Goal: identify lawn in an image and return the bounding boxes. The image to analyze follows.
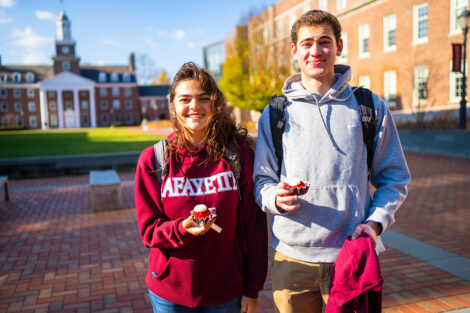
[0,127,165,159]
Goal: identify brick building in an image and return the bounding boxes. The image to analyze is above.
[248,0,469,119]
[0,11,169,130]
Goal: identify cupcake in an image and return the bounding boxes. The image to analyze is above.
[190,204,222,233]
[286,178,310,196]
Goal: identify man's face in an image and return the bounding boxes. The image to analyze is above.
[292,23,343,82]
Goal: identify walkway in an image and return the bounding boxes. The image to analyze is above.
[0,151,469,312]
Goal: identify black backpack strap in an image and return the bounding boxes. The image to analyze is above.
[224,148,242,200]
[269,95,288,177]
[353,87,377,179]
[153,139,168,183]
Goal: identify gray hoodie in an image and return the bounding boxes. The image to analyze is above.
[253,64,410,263]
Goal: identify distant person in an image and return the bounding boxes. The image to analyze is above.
[135,62,268,313]
[253,10,411,313]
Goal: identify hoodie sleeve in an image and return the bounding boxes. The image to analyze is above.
[134,146,194,249]
[239,142,268,298]
[253,106,286,215]
[365,95,411,232]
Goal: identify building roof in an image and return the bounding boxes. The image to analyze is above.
[0,65,54,83]
[80,65,137,83]
[138,85,170,97]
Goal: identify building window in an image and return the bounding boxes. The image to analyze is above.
[359,75,371,90]
[451,0,467,33]
[102,113,109,125]
[17,116,24,126]
[65,101,73,110]
[337,0,346,10]
[27,89,35,98]
[26,72,35,82]
[99,72,106,82]
[123,73,131,82]
[112,87,120,96]
[450,60,466,102]
[100,88,107,96]
[49,101,57,111]
[384,14,396,51]
[15,102,22,112]
[413,66,428,105]
[318,0,327,11]
[263,25,268,43]
[277,18,284,39]
[0,89,6,98]
[14,89,21,98]
[113,100,120,109]
[1,103,7,112]
[51,114,58,127]
[29,116,37,128]
[358,24,370,58]
[63,61,70,70]
[83,115,89,126]
[28,101,36,112]
[413,3,428,44]
[125,100,133,109]
[384,70,397,107]
[339,33,347,61]
[0,73,7,82]
[289,12,296,29]
[48,91,56,98]
[126,114,133,124]
[124,87,131,96]
[101,101,108,110]
[13,72,21,83]
[81,100,89,109]
[111,72,119,82]
[114,113,121,123]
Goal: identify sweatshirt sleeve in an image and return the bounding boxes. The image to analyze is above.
[239,142,268,298]
[134,146,194,249]
[366,95,411,232]
[253,106,286,215]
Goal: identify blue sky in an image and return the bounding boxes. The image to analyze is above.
[0,0,272,79]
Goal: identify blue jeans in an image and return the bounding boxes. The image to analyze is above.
[149,289,241,313]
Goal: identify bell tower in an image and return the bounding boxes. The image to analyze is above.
[52,11,80,75]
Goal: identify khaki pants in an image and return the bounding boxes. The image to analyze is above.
[269,247,333,313]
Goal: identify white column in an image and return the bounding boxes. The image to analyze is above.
[57,89,64,129]
[89,86,97,127]
[73,88,80,128]
[39,89,49,130]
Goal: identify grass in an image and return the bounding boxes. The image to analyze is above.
[0,127,165,159]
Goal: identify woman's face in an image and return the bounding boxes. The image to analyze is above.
[173,79,213,144]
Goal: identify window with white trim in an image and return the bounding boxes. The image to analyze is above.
[112,87,120,96]
[48,91,56,98]
[29,116,37,128]
[450,60,466,102]
[100,88,107,96]
[0,73,7,82]
[339,33,347,61]
[113,99,120,109]
[99,72,107,82]
[0,89,7,98]
[49,101,57,111]
[83,115,89,126]
[1,103,7,112]
[28,101,36,112]
[413,3,428,44]
[26,72,35,83]
[124,87,131,96]
[63,61,70,70]
[101,113,109,125]
[101,101,108,110]
[451,0,468,34]
[337,0,346,10]
[384,14,397,51]
[384,70,397,107]
[114,113,121,123]
[27,89,35,98]
[358,24,370,58]
[318,0,327,11]
[126,114,133,124]
[51,114,58,127]
[359,75,371,89]
[123,73,131,82]
[14,89,21,98]
[81,100,89,109]
[413,65,428,105]
[13,72,21,83]
[15,102,22,112]
[125,100,133,109]
[111,72,119,82]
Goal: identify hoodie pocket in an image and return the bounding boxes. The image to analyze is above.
[273,185,363,248]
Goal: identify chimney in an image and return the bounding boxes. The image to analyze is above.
[129,53,135,73]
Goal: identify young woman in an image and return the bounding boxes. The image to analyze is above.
[135,62,268,313]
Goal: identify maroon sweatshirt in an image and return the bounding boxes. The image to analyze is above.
[135,137,268,308]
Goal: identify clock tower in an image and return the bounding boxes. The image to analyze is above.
[52,11,80,75]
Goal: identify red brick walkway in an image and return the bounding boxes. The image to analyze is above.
[0,151,469,312]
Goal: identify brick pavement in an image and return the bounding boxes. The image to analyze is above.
[0,151,469,313]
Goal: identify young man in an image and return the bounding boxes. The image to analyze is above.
[253,10,411,313]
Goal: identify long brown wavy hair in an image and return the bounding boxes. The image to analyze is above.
[167,62,254,165]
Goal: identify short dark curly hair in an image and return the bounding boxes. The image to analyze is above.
[291,10,342,46]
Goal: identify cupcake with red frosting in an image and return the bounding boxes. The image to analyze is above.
[190,204,222,233]
[286,178,309,196]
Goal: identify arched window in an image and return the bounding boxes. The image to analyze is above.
[111,72,119,82]
[98,72,107,83]
[123,72,131,82]
[26,72,35,83]
[0,73,7,83]
[13,72,21,83]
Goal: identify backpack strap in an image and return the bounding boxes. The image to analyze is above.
[153,139,168,183]
[269,95,288,177]
[353,87,377,179]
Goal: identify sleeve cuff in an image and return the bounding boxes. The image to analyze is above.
[243,287,260,299]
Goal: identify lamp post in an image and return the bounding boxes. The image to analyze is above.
[458,10,470,129]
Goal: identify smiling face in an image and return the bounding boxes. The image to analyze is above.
[172,79,213,145]
[292,23,343,86]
